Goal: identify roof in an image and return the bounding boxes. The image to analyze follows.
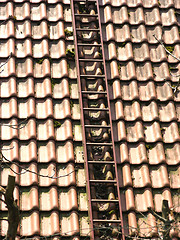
[0,0,179,239]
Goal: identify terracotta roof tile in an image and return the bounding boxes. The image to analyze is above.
[128,7,145,25]
[150,165,170,188]
[147,142,166,165]
[144,8,161,25]
[131,164,151,188]
[141,101,159,121]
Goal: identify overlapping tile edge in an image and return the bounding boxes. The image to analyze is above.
[0,0,90,239]
[99,0,180,238]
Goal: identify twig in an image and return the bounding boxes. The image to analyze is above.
[153,34,180,62]
[166,79,180,94]
[147,207,173,223]
[1,152,76,179]
[0,53,12,69]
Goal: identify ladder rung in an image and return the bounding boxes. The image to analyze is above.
[79,59,103,62]
[88,161,114,164]
[85,125,110,128]
[76,28,100,31]
[75,14,98,17]
[93,219,121,223]
[82,91,107,94]
[91,199,119,203]
[90,180,116,183]
[83,107,108,111]
[86,142,112,146]
[80,75,105,78]
[77,43,101,46]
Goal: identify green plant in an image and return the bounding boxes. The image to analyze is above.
[36,58,45,64]
[165,45,174,54]
[98,50,102,58]
[145,144,153,150]
[118,42,126,48]
[70,100,74,109]
[66,48,75,59]
[117,63,121,74]
[64,29,73,37]
[53,120,62,128]
[78,3,86,13]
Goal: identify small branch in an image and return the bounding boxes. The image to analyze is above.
[166,79,180,94]
[0,53,12,70]
[0,185,6,195]
[147,207,170,223]
[3,175,20,240]
[153,34,180,62]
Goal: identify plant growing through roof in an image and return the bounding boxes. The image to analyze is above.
[66,48,75,60]
[64,28,73,37]
[53,120,62,128]
[165,45,174,54]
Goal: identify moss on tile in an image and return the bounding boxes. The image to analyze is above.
[66,48,75,60]
[145,144,153,150]
[165,45,174,54]
[64,29,73,37]
[36,58,45,64]
[53,120,62,128]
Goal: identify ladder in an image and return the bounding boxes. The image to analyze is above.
[71,0,125,239]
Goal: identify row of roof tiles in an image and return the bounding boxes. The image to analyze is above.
[1,58,180,83]
[2,97,180,122]
[0,164,179,193]
[0,0,179,9]
[1,2,180,25]
[1,38,180,64]
[0,20,180,44]
[101,6,179,26]
[0,185,179,215]
[1,139,180,165]
[0,162,179,189]
[2,78,180,102]
[0,118,83,141]
[2,118,180,143]
[1,210,87,237]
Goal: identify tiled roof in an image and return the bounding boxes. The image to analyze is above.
[0,0,179,239]
[0,0,89,239]
[100,0,180,238]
